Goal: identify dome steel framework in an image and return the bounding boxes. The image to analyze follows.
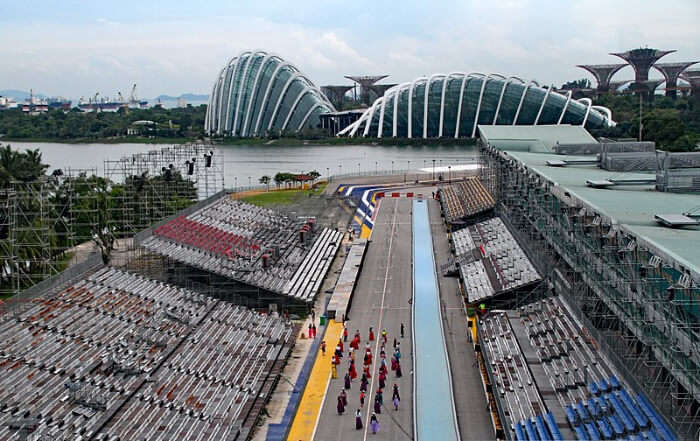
[339,72,613,138]
[205,50,335,137]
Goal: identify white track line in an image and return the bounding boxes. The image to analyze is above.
[311,371,332,440]
[363,197,400,441]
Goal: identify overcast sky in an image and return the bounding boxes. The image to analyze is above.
[1,0,699,99]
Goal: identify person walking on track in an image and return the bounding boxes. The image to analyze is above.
[337,395,345,415]
[370,413,380,434]
[355,409,363,430]
[392,384,400,411]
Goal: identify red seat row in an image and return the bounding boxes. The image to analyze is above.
[154,216,260,258]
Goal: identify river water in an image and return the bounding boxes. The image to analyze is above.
[6,141,478,187]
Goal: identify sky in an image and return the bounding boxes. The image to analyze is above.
[1,0,699,100]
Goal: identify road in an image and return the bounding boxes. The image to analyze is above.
[313,197,414,441]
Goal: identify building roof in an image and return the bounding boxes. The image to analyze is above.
[478,124,598,153]
[501,149,700,278]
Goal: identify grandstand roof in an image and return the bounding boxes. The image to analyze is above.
[502,149,700,277]
[478,124,598,153]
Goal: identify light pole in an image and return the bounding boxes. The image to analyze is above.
[448,165,451,182]
[375,161,378,175]
[248,176,251,187]
[391,160,394,175]
[432,159,436,181]
[358,162,361,175]
[407,160,410,183]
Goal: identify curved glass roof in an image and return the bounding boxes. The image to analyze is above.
[339,73,614,138]
[205,51,335,137]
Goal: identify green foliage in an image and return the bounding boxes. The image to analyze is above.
[561,78,591,90]
[0,105,206,141]
[589,94,700,152]
[240,183,327,207]
[0,144,49,185]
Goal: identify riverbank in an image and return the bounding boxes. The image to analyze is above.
[2,135,476,147]
[0,136,198,144]
[213,136,477,147]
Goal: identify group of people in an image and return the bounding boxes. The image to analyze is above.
[331,325,405,435]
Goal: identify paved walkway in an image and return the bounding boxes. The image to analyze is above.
[287,320,344,441]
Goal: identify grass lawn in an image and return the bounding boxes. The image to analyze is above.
[240,183,327,207]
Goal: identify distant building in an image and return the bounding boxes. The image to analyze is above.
[205,50,334,137]
[340,73,613,138]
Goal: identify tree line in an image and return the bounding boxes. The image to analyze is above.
[0,105,207,141]
[589,94,700,151]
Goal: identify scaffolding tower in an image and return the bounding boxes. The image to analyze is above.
[479,142,700,439]
[0,169,99,301]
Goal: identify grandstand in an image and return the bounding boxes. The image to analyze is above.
[480,296,676,441]
[451,217,540,303]
[0,266,293,441]
[140,195,343,304]
[438,177,495,229]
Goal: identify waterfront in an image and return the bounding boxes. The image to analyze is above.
[6,141,478,187]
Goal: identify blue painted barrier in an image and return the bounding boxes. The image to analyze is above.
[412,200,460,441]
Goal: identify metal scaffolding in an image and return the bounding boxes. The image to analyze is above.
[0,169,99,300]
[0,144,224,301]
[479,142,700,439]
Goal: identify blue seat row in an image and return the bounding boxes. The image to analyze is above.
[606,392,637,432]
[618,389,649,429]
[585,422,601,441]
[515,421,528,441]
[574,424,589,440]
[534,415,549,440]
[515,413,565,441]
[608,413,625,437]
[544,411,565,441]
[524,419,538,441]
[635,394,677,441]
[596,417,613,439]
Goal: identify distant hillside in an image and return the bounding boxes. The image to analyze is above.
[0,89,46,100]
[153,93,208,102]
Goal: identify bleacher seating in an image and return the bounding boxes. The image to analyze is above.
[479,296,677,441]
[0,267,294,441]
[453,217,540,302]
[480,311,548,436]
[439,177,495,225]
[142,196,343,302]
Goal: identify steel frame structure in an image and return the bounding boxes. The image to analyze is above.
[479,142,700,439]
[0,169,99,300]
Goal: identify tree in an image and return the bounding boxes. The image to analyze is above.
[560,78,591,90]
[259,175,270,191]
[307,170,321,184]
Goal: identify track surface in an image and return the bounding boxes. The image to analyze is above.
[314,197,414,441]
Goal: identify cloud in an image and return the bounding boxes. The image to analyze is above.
[0,1,698,98]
